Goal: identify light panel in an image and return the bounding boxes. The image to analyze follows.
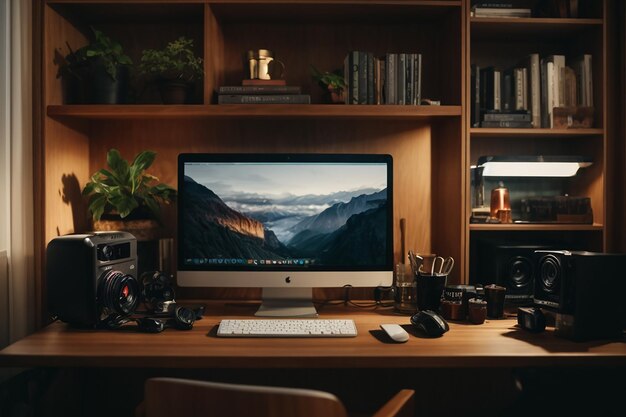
[478,156,592,178]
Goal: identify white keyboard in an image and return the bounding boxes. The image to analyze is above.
[217,319,358,338]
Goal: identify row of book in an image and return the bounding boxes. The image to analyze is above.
[470,3,531,18]
[471,53,593,128]
[217,81,310,104]
[471,1,580,18]
[344,51,422,105]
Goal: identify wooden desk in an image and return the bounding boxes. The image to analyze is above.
[1,301,625,369]
[1,302,625,417]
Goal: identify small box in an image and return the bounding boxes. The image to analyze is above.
[520,196,592,223]
[553,106,594,129]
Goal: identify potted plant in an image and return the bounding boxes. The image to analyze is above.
[139,37,204,104]
[311,66,346,104]
[82,149,176,241]
[59,28,133,104]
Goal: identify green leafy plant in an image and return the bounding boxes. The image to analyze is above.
[311,66,346,91]
[83,149,176,222]
[61,28,132,81]
[139,37,204,82]
[85,29,133,80]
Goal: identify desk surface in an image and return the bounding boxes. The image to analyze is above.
[1,301,625,369]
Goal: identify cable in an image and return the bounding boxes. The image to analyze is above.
[313,284,395,309]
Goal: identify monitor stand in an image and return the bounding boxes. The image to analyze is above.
[255,288,318,318]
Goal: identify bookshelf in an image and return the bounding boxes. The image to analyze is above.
[465,0,613,280]
[35,0,464,314]
[33,0,617,322]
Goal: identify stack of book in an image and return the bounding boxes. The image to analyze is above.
[471,53,593,128]
[217,81,310,104]
[470,2,532,18]
[344,51,422,105]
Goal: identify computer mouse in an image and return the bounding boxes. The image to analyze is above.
[380,323,409,343]
[410,310,449,337]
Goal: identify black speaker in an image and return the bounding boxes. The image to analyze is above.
[534,250,626,341]
[47,231,139,328]
[475,242,552,305]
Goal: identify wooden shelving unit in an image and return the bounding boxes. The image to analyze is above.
[465,1,612,287]
[34,0,465,313]
[33,0,617,321]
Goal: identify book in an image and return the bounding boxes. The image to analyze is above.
[343,51,360,105]
[406,54,413,106]
[242,79,287,86]
[218,86,301,95]
[541,55,565,127]
[540,58,555,127]
[471,65,480,127]
[218,94,311,104]
[572,54,593,107]
[367,52,375,104]
[522,53,541,128]
[414,53,422,105]
[397,53,406,105]
[375,58,385,105]
[351,51,360,104]
[471,7,532,17]
[502,71,512,111]
[358,51,368,104]
[386,53,396,105]
[482,67,501,111]
[473,2,514,8]
[514,67,525,110]
[483,111,531,122]
[563,66,577,107]
[481,120,533,128]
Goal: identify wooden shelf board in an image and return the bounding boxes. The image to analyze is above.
[470,128,604,138]
[210,1,461,23]
[471,17,603,41]
[47,104,463,120]
[470,223,603,232]
[47,1,461,24]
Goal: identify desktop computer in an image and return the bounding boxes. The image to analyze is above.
[177,153,394,317]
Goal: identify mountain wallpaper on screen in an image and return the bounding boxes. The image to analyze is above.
[182,175,387,266]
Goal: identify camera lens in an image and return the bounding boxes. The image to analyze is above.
[539,255,560,293]
[98,270,139,316]
[98,244,116,261]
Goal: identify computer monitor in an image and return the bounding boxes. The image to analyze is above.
[177,153,393,317]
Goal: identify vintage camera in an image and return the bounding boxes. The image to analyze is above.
[534,250,626,341]
[47,232,140,328]
[474,242,552,305]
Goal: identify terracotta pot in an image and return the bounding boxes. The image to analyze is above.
[93,218,161,242]
[328,87,345,104]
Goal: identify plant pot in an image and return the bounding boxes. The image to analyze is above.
[158,80,190,104]
[61,65,91,104]
[328,87,345,104]
[90,62,130,104]
[93,218,161,242]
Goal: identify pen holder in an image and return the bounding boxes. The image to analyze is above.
[415,272,447,312]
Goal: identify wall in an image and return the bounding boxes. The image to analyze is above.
[0,0,11,352]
